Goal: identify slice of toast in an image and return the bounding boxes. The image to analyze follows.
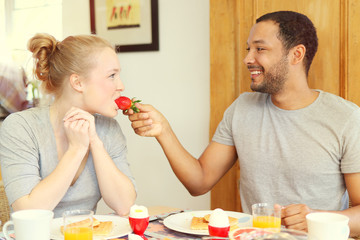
[93,217,101,227]
[203,214,238,226]
[191,214,239,230]
[93,221,114,235]
[61,217,111,235]
[190,216,209,230]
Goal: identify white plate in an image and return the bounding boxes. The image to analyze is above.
[163,210,252,236]
[50,214,132,240]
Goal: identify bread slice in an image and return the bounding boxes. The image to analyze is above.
[93,217,101,227]
[191,214,239,230]
[190,216,209,230]
[61,217,113,236]
[203,214,238,226]
[93,221,113,235]
[229,216,238,226]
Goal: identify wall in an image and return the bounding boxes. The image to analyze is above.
[0,0,10,61]
[63,0,211,213]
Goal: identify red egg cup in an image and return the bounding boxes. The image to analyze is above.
[208,225,230,239]
[129,216,150,239]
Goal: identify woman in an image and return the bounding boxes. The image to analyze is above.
[0,33,136,217]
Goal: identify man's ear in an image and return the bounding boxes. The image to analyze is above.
[69,73,84,92]
[290,44,306,65]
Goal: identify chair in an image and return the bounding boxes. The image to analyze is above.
[0,181,11,228]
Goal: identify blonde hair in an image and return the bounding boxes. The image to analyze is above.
[27,33,113,96]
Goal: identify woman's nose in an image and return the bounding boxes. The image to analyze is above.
[116,77,125,91]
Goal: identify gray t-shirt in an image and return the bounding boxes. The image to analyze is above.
[213,90,360,214]
[0,106,136,218]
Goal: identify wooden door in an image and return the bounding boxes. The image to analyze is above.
[210,0,360,211]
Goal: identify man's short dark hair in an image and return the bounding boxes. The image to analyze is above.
[256,11,318,76]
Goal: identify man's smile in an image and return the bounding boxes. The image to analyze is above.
[248,66,264,80]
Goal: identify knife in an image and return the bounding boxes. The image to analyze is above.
[149,210,185,222]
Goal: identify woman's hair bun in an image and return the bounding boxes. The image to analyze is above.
[27,33,113,95]
[27,33,59,82]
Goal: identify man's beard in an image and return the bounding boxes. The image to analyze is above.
[250,56,289,95]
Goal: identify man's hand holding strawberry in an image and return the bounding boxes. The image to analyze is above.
[115,96,168,138]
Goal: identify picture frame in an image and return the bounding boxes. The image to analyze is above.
[90,0,159,52]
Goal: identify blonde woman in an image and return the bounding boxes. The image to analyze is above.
[0,33,136,217]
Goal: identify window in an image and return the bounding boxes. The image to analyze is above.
[1,0,62,101]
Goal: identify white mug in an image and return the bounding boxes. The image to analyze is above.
[2,209,54,240]
[306,212,350,240]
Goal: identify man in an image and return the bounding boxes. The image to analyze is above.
[127,11,360,236]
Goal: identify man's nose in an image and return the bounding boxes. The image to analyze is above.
[243,51,255,65]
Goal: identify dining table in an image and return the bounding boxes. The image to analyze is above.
[123,206,358,240]
[0,206,200,240]
[0,206,357,240]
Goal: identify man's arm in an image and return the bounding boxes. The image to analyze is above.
[128,103,238,196]
[281,172,360,237]
[342,172,360,237]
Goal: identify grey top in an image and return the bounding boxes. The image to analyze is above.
[0,106,136,218]
[213,90,360,214]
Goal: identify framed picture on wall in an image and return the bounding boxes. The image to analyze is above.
[90,0,159,52]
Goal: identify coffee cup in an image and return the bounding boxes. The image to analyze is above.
[306,212,349,240]
[2,209,54,240]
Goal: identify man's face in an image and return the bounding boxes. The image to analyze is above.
[244,21,290,95]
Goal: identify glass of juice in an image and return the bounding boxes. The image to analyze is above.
[63,210,93,240]
[252,203,281,230]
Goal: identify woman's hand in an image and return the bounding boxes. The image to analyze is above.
[125,103,169,137]
[63,107,98,149]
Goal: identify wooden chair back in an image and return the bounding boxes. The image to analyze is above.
[0,181,11,228]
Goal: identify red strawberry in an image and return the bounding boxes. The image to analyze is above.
[115,96,141,113]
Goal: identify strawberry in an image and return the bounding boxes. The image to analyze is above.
[115,96,141,113]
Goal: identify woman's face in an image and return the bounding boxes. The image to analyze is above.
[82,47,124,117]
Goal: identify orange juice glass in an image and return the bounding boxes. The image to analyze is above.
[63,210,93,240]
[64,227,93,240]
[253,215,281,228]
[252,203,281,230]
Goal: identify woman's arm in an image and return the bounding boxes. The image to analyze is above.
[90,137,136,216]
[10,114,90,210]
[64,108,136,216]
[12,146,88,210]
